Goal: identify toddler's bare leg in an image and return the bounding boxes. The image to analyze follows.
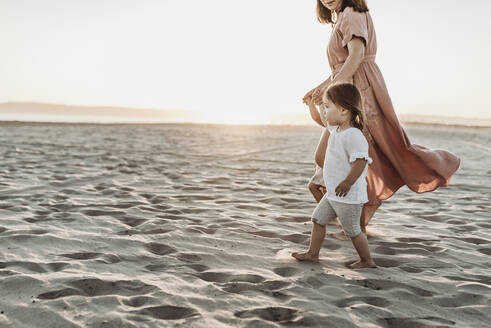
[292,222,326,262]
[348,233,377,269]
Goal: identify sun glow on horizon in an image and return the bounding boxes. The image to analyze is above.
[194,109,275,125]
[1,1,491,122]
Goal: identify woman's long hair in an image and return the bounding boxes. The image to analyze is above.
[326,83,365,131]
[317,0,369,24]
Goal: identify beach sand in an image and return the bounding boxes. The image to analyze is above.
[0,122,489,328]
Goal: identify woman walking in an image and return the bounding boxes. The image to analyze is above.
[304,0,460,231]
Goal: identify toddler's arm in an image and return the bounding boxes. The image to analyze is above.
[335,159,367,197]
[314,128,330,168]
[304,98,326,127]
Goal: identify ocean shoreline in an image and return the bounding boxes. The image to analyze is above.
[1,120,491,129]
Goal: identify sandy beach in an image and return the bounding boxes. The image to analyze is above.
[0,122,489,328]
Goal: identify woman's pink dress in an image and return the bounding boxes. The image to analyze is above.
[328,7,460,220]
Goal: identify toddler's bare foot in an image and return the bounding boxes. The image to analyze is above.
[348,259,377,269]
[291,251,319,262]
[328,231,350,241]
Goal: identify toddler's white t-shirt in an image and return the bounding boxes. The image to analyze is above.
[323,126,373,204]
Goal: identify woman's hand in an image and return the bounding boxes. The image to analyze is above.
[312,87,324,106]
[335,180,352,197]
[303,85,325,104]
[304,76,332,105]
[303,88,316,104]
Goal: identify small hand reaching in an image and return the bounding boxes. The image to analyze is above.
[335,180,352,197]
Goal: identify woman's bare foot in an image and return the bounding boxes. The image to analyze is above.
[328,231,350,241]
[348,259,377,269]
[291,252,319,262]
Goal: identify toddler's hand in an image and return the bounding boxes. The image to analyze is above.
[335,180,352,197]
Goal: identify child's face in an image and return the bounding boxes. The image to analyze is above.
[320,96,347,126]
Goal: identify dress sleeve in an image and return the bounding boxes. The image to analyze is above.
[346,129,372,164]
[339,7,368,48]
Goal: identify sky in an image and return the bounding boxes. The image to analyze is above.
[1,0,490,124]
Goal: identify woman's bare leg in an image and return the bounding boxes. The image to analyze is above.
[360,202,381,233]
[292,222,326,262]
[309,183,325,203]
[328,230,350,241]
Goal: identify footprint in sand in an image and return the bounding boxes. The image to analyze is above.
[377,241,445,253]
[176,253,202,263]
[144,263,168,272]
[122,296,156,307]
[273,266,300,277]
[477,248,491,256]
[137,305,198,320]
[399,265,425,273]
[116,216,148,227]
[81,209,126,217]
[117,228,171,236]
[234,307,298,322]
[222,280,292,300]
[144,242,177,256]
[37,278,157,299]
[195,271,265,284]
[59,252,102,260]
[380,316,455,328]
[395,237,438,243]
[349,279,435,297]
[185,264,210,272]
[96,254,121,264]
[374,246,397,255]
[280,233,309,244]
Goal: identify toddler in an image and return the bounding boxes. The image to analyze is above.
[293,83,377,269]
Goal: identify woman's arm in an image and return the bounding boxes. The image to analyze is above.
[317,75,332,90]
[331,37,365,84]
[313,38,365,105]
[303,75,332,103]
[314,128,331,168]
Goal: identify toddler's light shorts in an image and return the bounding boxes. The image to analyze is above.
[311,197,363,237]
